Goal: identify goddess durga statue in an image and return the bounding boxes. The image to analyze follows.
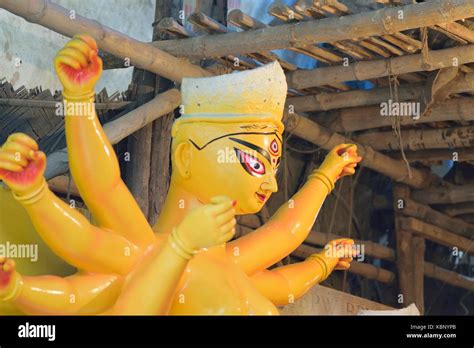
[0,35,361,315]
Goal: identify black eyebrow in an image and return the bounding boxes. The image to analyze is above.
[229,137,271,163]
[189,131,281,151]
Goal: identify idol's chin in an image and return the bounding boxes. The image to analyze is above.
[235,200,264,215]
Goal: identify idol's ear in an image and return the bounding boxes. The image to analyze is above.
[173,141,192,179]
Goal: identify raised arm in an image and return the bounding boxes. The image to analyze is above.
[54,34,154,248]
[227,144,361,275]
[0,134,140,275]
[0,257,122,315]
[110,196,236,315]
[250,239,357,306]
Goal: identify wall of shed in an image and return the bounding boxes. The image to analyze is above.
[0,0,155,93]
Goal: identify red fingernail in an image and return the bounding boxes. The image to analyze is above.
[232,200,237,207]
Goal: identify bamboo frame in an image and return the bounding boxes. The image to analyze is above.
[327,97,474,132]
[354,126,474,151]
[153,0,474,58]
[287,44,474,89]
[400,217,474,255]
[286,71,474,112]
[411,184,474,205]
[284,112,435,188]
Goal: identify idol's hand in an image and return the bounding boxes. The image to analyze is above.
[0,257,21,302]
[175,196,237,253]
[318,144,362,183]
[54,34,102,98]
[323,238,358,270]
[0,133,46,196]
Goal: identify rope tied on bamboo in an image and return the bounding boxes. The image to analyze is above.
[388,58,412,180]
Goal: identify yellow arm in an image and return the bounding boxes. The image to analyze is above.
[109,236,188,315]
[228,177,330,275]
[56,34,154,248]
[227,144,361,275]
[251,240,357,306]
[9,273,122,315]
[250,256,334,306]
[15,181,141,275]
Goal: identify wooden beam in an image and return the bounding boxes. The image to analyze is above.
[389,147,474,163]
[287,44,474,89]
[306,231,396,261]
[327,97,474,132]
[412,184,474,205]
[412,236,425,314]
[44,89,181,180]
[284,112,435,188]
[393,185,416,307]
[287,71,474,112]
[435,22,474,43]
[400,217,474,254]
[153,0,474,58]
[354,126,474,151]
[424,261,474,292]
[0,0,210,82]
[441,202,474,217]
[148,0,176,226]
[292,244,395,283]
[227,9,344,64]
[400,198,474,239]
[0,98,130,110]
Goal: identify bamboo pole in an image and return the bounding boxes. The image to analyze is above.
[0,98,130,110]
[400,198,474,239]
[441,202,474,217]
[327,97,474,132]
[284,112,435,188]
[412,236,425,314]
[286,71,474,112]
[353,126,474,151]
[393,185,416,308]
[227,9,343,64]
[292,244,395,283]
[390,148,474,163]
[153,0,474,58]
[354,126,474,151]
[287,44,474,89]
[0,0,210,82]
[434,22,474,44]
[424,261,474,292]
[411,184,474,205]
[44,89,181,180]
[400,217,474,254]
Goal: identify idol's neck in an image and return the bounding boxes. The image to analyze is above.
[153,180,226,256]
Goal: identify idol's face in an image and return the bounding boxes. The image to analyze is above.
[186,129,282,215]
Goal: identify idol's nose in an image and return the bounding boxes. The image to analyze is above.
[260,173,278,193]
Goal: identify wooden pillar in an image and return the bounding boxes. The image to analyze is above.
[147,0,177,225]
[412,236,425,314]
[125,69,155,217]
[394,185,425,313]
[126,0,179,219]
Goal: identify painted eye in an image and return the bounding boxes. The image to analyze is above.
[269,139,279,156]
[235,148,266,177]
